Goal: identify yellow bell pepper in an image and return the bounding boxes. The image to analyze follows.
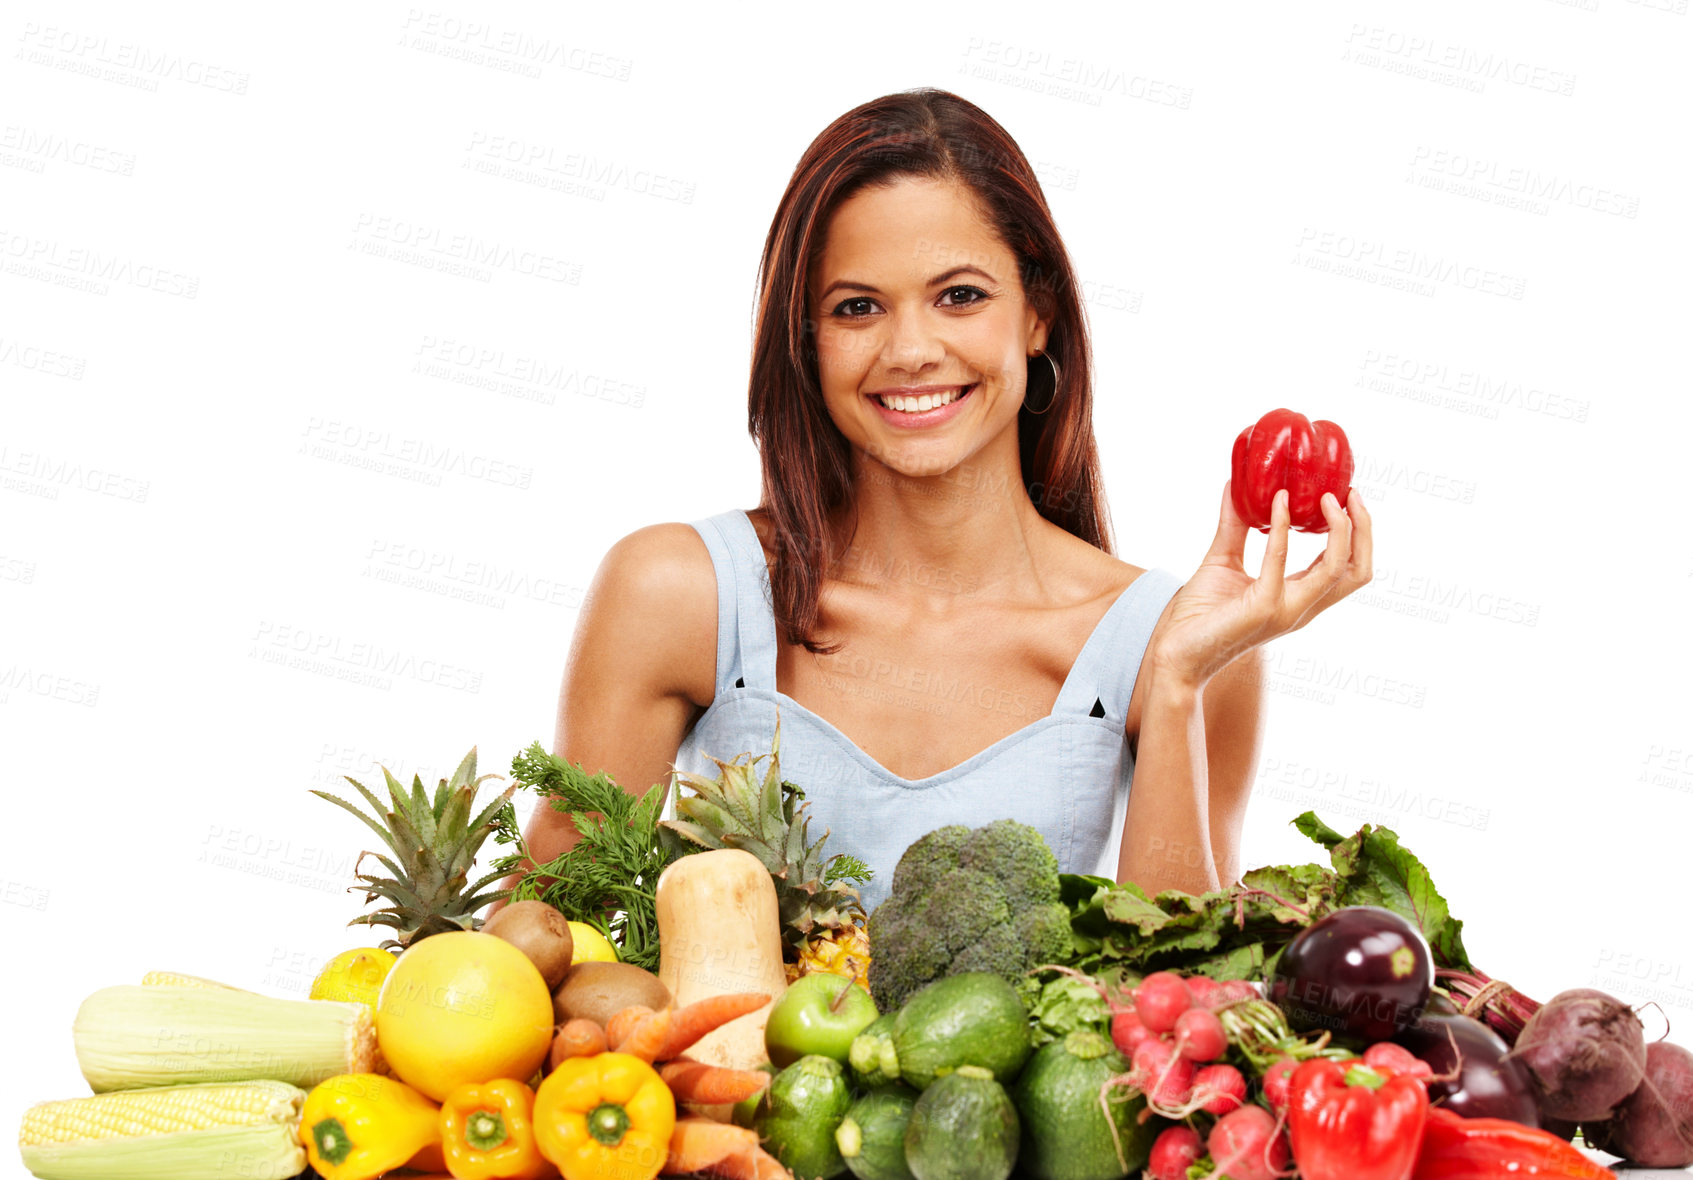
[533,1052,674,1180]
[441,1078,556,1179]
[299,1072,442,1180]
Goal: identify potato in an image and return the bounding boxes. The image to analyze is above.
[553,961,672,1027]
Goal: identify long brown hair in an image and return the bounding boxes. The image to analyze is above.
[748,87,1112,653]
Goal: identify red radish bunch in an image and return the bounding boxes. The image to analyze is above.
[1096,971,1257,1120]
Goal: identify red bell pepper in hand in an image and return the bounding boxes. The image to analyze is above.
[1288,1057,1428,1180]
[1231,408,1354,533]
[1411,1106,1616,1180]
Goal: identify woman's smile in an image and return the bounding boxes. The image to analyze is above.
[869,382,978,425]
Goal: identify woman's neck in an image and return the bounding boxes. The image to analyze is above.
[832,440,1051,603]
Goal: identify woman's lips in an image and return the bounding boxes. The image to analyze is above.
[869,383,976,427]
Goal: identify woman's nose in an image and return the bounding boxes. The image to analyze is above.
[880,305,947,372]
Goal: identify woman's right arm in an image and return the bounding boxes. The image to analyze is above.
[515,522,720,872]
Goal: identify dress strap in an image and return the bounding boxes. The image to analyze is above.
[1053,568,1184,723]
[686,509,780,695]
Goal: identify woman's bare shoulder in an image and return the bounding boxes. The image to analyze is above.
[578,521,720,707]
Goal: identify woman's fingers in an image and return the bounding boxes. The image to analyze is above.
[1205,480,1250,566]
[1347,488,1373,584]
[1254,489,1292,607]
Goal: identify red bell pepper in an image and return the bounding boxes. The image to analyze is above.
[1411,1106,1616,1180]
[1288,1057,1428,1180]
[1230,408,1353,534]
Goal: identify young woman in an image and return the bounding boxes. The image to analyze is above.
[522,88,1370,910]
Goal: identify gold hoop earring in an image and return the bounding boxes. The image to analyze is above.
[1024,350,1060,415]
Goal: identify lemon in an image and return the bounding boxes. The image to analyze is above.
[567,920,618,964]
[375,931,553,1101]
[309,947,396,1013]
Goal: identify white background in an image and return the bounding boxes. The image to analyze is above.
[3,1,1691,1173]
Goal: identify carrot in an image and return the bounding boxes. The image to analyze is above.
[712,1144,794,1180]
[603,1004,654,1050]
[660,1058,773,1105]
[666,1117,759,1174]
[614,1005,673,1063]
[656,993,773,1062]
[548,1018,608,1070]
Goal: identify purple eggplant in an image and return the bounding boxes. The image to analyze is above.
[1395,1012,1542,1128]
[1267,905,1434,1044]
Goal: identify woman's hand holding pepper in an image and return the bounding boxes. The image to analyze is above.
[1149,480,1373,691]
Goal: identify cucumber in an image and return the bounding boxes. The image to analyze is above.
[892,972,1032,1090]
[836,1085,919,1180]
[903,1065,1018,1180]
[849,1012,901,1089]
[757,1054,855,1180]
[1013,1030,1157,1180]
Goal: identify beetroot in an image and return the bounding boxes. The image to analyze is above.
[1585,1040,1693,1168]
[1510,987,1646,1123]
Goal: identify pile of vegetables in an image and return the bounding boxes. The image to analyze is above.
[848,814,1693,1178]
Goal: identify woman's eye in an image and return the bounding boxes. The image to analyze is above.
[940,285,989,307]
[830,287,990,318]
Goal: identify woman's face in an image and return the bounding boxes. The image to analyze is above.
[807,175,1049,484]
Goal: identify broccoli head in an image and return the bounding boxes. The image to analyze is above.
[887,824,970,905]
[867,818,1073,1013]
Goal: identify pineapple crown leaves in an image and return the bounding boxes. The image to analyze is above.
[660,717,871,942]
[309,747,516,941]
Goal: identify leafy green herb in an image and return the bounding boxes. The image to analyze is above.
[491,743,690,972]
[1025,973,1113,1048]
[1064,811,1473,987]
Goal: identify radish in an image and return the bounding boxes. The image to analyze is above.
[1585,1040,1693,1168]
[1208,1104,1289,1180]
[1136,971,1193,1033]
[1111,1006,1155,1056]
[1147,1124,1203,1180]
[1192,1063,1247,1114]
[1173,1007,1228,1062]
[1262,1055,1299,1114]
[1362,1041,1432,1079]
[1510,987,1647,1123]
[1132,1036,1196,1106]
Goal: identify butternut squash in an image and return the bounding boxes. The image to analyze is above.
[656,848,788,1074]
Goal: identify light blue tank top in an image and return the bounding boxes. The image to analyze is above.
[671,509,1184,913]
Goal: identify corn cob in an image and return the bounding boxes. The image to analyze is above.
[17,1080,307,1180]
[139,971,240,990]
[73,985,377,1092]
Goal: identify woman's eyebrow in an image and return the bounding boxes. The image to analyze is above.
[817,265,997,299]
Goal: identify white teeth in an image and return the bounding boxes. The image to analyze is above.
[882,386,967,413]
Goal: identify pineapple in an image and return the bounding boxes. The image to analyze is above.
[312,748,515,951]
[663,721,873,987]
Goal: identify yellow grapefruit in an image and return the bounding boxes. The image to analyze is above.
[375,931,553,1101]
[567,921,618,964]
[309,947,396,1014]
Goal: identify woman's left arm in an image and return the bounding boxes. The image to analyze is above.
[1119,484,1371,894]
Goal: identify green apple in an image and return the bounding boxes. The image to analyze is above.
[765,972,881,1067]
